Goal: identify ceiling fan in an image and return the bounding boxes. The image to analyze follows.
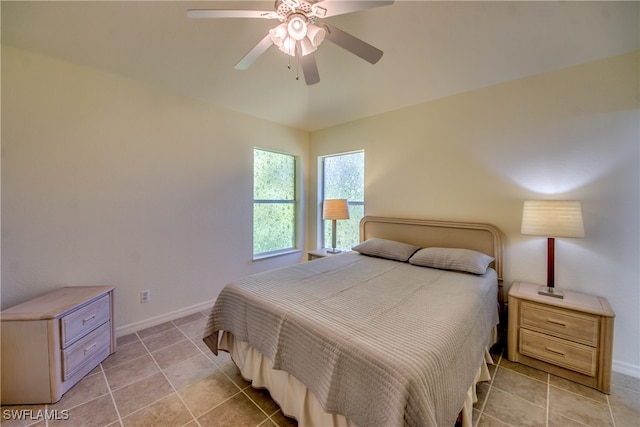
[187,0,394,85]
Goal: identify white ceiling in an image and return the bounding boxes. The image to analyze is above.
[2,1,638,131]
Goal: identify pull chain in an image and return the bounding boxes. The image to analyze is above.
[286,54,300,81]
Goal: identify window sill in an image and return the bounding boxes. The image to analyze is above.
[253,249,302,261]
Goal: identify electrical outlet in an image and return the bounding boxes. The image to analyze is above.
[140,289,151,303]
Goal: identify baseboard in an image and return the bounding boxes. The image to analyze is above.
[115,299,215,337]
[613,360,640,379]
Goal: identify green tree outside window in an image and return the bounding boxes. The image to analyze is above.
[254,149,296,256]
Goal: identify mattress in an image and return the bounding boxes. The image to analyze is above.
[204,251,499,426]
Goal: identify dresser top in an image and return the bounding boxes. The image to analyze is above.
[1,286,114,320]
[509,282,614,317]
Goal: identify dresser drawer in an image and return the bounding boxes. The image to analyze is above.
[61,294,111,347]
[520,301,599,346]
[62,321,112,381]
[520,328,597,376]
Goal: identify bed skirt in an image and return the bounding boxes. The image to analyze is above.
[219,331,495,427]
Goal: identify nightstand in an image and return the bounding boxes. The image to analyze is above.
[507,282,614,393]
[1,286,116,404]
[307,248,340,260]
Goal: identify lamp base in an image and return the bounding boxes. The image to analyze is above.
[538,285,564,299]
[327,248,342,254]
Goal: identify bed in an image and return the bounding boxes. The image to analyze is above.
[204,216,504,427]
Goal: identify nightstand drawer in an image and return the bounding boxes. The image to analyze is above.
[520,329,597,376]
[62,321,112,381]
[521,301,599,346]
[61,294,111,347]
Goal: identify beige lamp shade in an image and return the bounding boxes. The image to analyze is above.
[521,200,585,238]
[322,199,350,221]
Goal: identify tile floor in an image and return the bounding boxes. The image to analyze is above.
[1,311,638,427]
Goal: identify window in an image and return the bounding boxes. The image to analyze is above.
[321,151,365,250]
[253,148,297,257]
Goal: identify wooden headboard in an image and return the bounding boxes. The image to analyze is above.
[360,216,504,282]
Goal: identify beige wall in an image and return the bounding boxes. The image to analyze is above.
[1,46,309,329]
[309,52,639,376]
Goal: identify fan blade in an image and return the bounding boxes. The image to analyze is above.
[234,34,274,70]
[187,9,278,19]
[297,45,320,85]
[313,0,393,18]
[322,23,383,64]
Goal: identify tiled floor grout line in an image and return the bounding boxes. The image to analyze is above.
[126,317,273,427]
[239,387,286,427]
[547,381,617,406]
[498,363,549,386]
[212,362,282,426]
[172,316,298,427]
[498,362,617,412]
[491,374,549,409]
[38,367,124,427]
[486,352,500,424]
[499,361,620,409]
[102,354,158,393]
[189,389,251,424]
[473,350,502,427]
[102,328,203,425]
[488,363,618,427]
[189,326,301,427]
[606,394,616,427]
[171,317,217,362]
[208,345,303,427]
[545,373,550,427]
[268,409,293,427]
[100,364,124,427]
[134,328,204,427]
[123,316,280,426]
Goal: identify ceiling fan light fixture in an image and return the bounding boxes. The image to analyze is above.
[270,13,322,57]
[279,36,297,56]
[299,38,317,56]
[306,24,326,47]
[287,14,308,40]
[269,23,288,47]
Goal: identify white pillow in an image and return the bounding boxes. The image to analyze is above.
[408,247,494,274]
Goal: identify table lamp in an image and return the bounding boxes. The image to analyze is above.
[521,200,585,298]
[322,199,350,253]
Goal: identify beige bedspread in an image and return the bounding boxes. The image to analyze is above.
[203,252,498,427]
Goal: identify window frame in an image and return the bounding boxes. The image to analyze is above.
[319,150,365,251]
[253,148,299,259]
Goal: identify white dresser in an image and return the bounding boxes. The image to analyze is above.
[1,286,116,404]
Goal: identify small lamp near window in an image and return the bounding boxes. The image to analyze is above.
[322,199,350,253]
[521,200,585,298]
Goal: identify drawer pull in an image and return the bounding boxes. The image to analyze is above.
[82,314,96,325]
[546,318,567,327]
[545,346,566,357]
[83,343,97,355]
